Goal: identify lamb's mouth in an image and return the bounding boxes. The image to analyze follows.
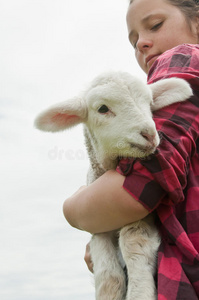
[130,143,155,155]
[114,143,156,160]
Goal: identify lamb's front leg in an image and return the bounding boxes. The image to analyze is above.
[119,215,160,300]
[90,231,126,300]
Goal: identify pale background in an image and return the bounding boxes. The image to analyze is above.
[0,0,146,299]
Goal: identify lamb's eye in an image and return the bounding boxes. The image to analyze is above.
[98,105,109,114]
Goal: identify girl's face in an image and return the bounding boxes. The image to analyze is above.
[127,0,199,73]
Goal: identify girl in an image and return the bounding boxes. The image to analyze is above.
[63,0,199,298]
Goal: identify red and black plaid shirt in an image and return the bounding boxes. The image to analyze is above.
[117,44,199,299]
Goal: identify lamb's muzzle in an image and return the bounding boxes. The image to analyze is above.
[141,131,157,145]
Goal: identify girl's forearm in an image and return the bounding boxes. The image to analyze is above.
[63,170,149,234]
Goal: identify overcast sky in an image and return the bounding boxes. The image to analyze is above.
[0,1,146,299]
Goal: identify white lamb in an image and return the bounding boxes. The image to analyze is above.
[35,71,192,300]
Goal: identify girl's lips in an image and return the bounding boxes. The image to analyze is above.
[146,55,159,68]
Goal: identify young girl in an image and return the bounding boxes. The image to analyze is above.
[63,0,199,298]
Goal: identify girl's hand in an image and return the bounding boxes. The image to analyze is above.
[84,242,93,273]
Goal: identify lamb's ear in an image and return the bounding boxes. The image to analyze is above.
[149,78,193,111]
[34,97,87,132]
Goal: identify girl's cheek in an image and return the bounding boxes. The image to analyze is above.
[136,53,145,71]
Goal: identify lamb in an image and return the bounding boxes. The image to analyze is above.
[34,71,192,300]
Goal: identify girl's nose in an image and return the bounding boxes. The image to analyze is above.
[136,38,153,52]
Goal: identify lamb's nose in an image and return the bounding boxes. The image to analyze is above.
[141,132,156,145]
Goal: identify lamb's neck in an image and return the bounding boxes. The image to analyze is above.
[84,127,105,182]
[83,127,117,183]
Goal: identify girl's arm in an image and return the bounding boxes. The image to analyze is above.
[63,170,149,234]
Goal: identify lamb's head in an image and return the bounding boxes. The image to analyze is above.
[83,73,159,162]
[35,71,192,167]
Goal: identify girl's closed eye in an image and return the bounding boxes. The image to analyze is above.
[151,21,163,31]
